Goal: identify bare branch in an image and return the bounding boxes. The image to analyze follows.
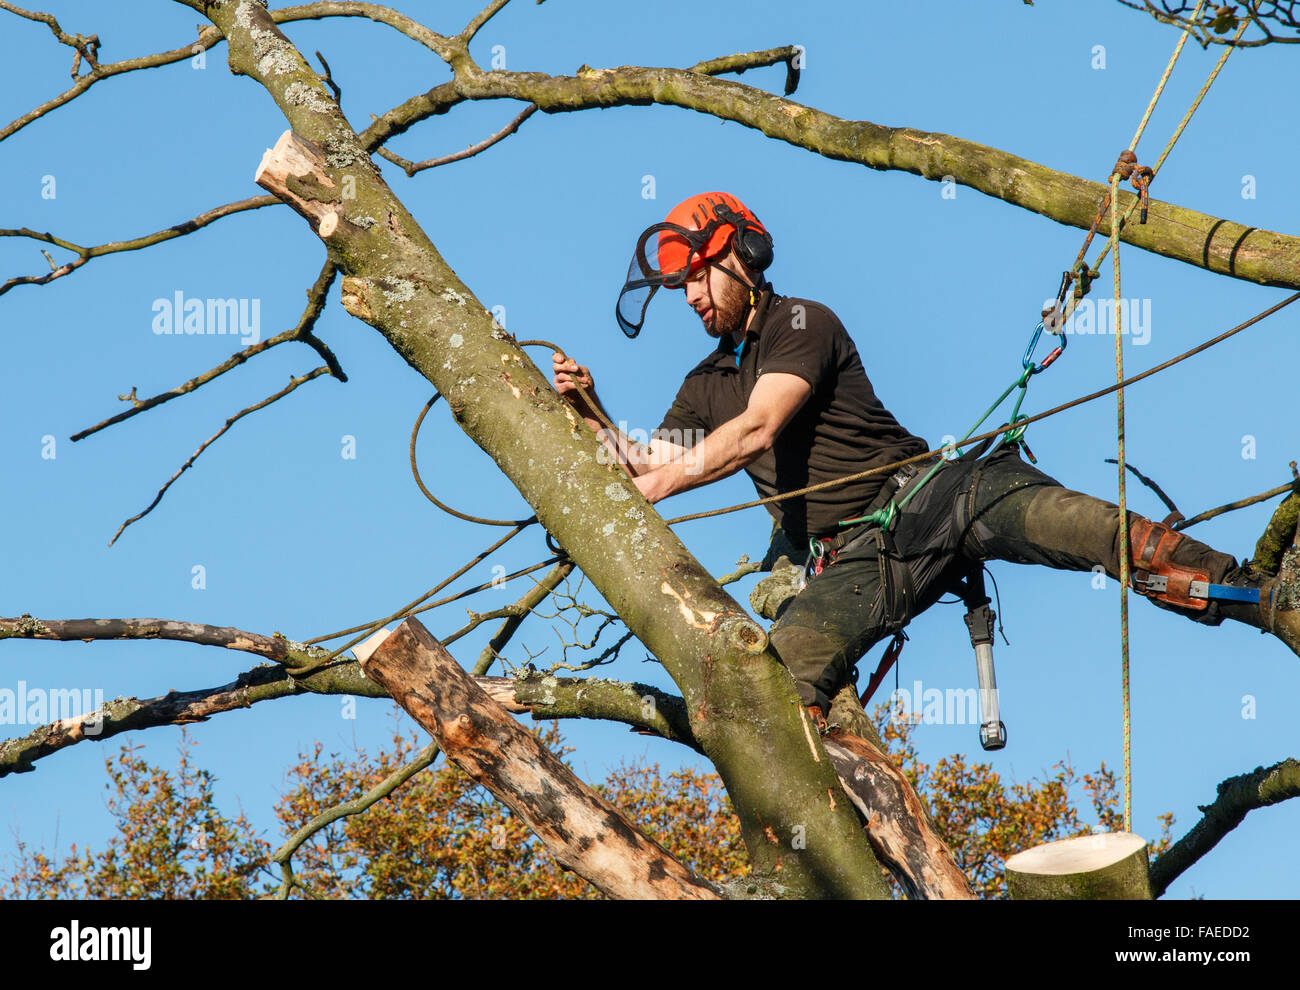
[0,660,383,778]
[1105,458,1183,520]
[1117,0,1300,47]
[69,260,342,443]
[109,367,331,546]
[475,561,574,669]
[377,104,539,176]
[1,615,330,666]
[269,739,441,898]
[0,21,223,143]
[1177,478,1299,533]
[459,0,515,45]
[272,2,454,58]
[1150,757,1300,897]
[0,1,99,73]
[0,195,278,297]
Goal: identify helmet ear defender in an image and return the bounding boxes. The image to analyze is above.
[712,202,773,275]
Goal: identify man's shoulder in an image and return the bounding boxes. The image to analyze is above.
[760,294,849,336]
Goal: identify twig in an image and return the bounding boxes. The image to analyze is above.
[0,195,278,296]
[271,739,441,898]
[459,0,514,44]
[1175,478,1300,530]
[314,49,341,105]
[108,367,330,546]
[1104,457,1183,519]
[70,260,342,442]
[377,104,538,176]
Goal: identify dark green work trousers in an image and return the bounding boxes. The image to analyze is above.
[768,443,1238,711]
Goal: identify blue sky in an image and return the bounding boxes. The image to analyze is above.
[1,0,1297,898]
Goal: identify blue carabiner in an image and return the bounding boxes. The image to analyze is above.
[1022,320,1067,376]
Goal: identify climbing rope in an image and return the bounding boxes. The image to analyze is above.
[1110,162,1134,833]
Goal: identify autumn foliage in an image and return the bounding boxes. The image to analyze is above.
[2,709,1169,899]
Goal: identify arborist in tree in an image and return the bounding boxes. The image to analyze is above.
[553,191,1298,734]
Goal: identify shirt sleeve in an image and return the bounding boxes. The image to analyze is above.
[755,300,838,393]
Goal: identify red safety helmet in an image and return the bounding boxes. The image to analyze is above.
[616,192,773,338]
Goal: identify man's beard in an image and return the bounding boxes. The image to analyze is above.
[707,272,749,337]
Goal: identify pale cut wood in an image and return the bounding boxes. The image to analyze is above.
[823,730,976,900]
[362,617,721,900]
[1006,832,1152,900]
[254,130,342,238]
[350,626,392,663]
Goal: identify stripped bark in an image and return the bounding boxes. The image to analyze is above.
[823,730,976,900]
[361,617,722,900]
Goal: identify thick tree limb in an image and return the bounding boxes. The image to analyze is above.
[226,0,887,896]
[1149,757,1300,897]
[362,61,1300,291]
[361,617,723,899]
[823,730,977,900]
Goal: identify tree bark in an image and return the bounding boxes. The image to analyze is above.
[361,617,722,899]
[190,0,887,898]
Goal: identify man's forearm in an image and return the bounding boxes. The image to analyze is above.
[638,414,769,500]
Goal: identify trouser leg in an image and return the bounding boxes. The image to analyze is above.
[960,447,1238,625]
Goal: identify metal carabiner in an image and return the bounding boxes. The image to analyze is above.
[1022,320,1067,376]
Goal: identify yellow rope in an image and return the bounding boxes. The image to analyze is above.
[1097,0,1252,835]
[1109,169,1133,834]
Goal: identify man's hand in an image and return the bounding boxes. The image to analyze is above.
[552,353,600,426]
[634,469,674,504]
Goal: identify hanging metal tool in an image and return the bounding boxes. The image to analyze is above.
[961,567,1007,751]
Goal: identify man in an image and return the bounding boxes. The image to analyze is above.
[554,191,1298,730]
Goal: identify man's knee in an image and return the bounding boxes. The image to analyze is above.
[768,623,856,712]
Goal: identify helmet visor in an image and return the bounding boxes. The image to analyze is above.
[614,220,717,338]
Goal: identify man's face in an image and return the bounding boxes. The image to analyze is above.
[682,252,749,338]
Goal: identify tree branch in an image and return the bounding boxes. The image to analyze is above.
[1149,757,1300,897]
[0,195,278,297]
[68,260,343,442]
[361,617,723,899]
[376,103,538,176]
[362,59,1300,290]
[108,367,331,545]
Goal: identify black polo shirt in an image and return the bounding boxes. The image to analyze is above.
[654,288,928,540]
